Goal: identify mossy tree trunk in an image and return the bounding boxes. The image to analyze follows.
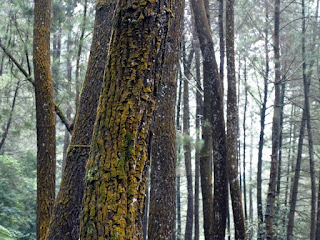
[33,0,56,239]
[147,0,184,238]
[46,1,116,239]
[226,0,246,238]
[80,0,175,238]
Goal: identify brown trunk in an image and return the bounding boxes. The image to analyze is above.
[265,0,281,237]
[33,0,56,239]
[147,0,184,237]
[80,0,177,238]
[46,1,116,239]
[286,109,306,240]
[226,0,246,238]
[191,0,228,238]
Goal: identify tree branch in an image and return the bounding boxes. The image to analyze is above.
[0,38,73,132]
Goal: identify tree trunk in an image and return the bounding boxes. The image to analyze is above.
[176,75,183,240]
[182,38,194,240]
[219,0,224,93]
[286,109,306,240]
[75,0,88,109]
[302,0,316,235]
[265,0,281,238]
[242,59,248,221]
[46,1,116,239]
[226,0,246,238]
[191,0,228,238]
[194,38,202,240]
[0,82,19,151]
[257,3,269,238]
[147,0,184,237]
[33,0,56,239]
[80,0,177,238]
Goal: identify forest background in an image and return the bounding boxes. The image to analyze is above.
[0,0,319,239]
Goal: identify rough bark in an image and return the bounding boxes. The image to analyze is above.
[265,0,281,237]
[46,1,116,239]
[243,58,248,221]
[33,0,56,239]
[80,0,176,238]
[147,0,184,237]
[226,0,246,238]
[219,0,224,93]
[286,109,306,240]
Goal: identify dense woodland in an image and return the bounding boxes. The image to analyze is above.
[0,0,319,239]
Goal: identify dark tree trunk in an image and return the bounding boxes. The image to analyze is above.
[80,0,178,238]
[75,0,88,109]
[147,0,184,237]
[265,0,281,238]
[194,38,202,240]
[182,39,194,240]
[257,3,269,239]
[242,59,248,221]
[33,0,56,239]
[176,76,183,240]
[286,109,306,240]
[46,1,116,239]
[0,82,19,151]
[226,0,246,238]
[191,0,228,238]
[302,0,316,236]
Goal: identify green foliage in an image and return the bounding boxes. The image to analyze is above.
[0,154,36,240]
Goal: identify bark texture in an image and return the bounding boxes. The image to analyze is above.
[147,0,184,237]
[226,0,246,238]
[46,1,116,239]
[80,0,175,238]
[33,0,56,239]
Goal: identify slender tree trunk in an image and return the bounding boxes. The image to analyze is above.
[176,76,183,240]
[182,39,194,240]
[80,0,178,238]
[226,0,246,238]
[243,59,248,221]
[194,38,202,240]
[301,1,316,237]
[0,82,19,151]
[265,0,281,238]
[75,0,88,109]
[33,1,56,239]
[257,3,269,238]
[219,0,224,92]
[46,1,116,239]
[147,0,184,237]
[286,109,306,240]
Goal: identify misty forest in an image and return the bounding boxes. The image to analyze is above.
[0,0,319,239]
